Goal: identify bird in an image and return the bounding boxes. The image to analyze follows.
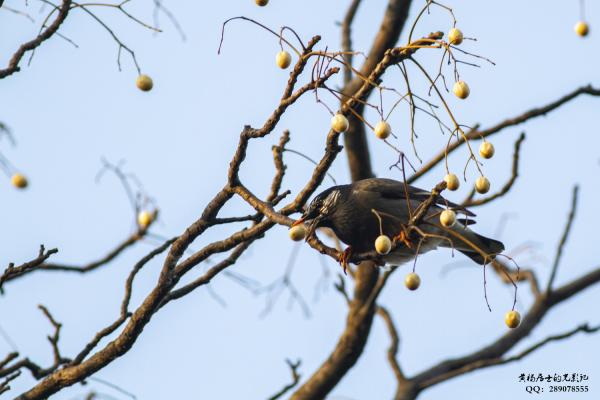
[293,178,504,268]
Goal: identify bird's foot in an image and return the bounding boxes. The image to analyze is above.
[393,229,413,249]
[338,247,353,275]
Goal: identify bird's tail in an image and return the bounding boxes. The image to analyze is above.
[440,227,505,265]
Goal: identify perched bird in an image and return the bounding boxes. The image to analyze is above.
[293,178,504,267]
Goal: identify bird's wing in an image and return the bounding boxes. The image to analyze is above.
[352,178,476,217]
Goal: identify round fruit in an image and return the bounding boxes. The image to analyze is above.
[444,173,460,191]
[276,50,292,69]
[448,27,464,45]
[374,120,391,139]
[136,74,153,91]
[479,141,495,159]
[289,224,307,241]
[440,209,456,228]
[475,176,490,194]
[11,173,28,189]
[505,310,521,329]
[574,21,589,37]
[453,80,470,99]
[137,210,153,228]
[255,0,268,6]
[375,235,392,255]
[331,113,349,133]
[404,272,421,291]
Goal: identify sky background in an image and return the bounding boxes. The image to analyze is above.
[1,0,599,399]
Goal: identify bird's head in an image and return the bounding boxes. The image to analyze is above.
[293,186,343,238]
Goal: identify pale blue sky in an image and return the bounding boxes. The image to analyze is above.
[1,1,599,399]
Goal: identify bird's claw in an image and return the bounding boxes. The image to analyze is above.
[394,230,413,249]
[338,247,353,275]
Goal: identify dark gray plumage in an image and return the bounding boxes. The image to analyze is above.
[297,178,504,265]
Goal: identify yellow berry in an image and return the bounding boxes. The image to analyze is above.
[374,235,392,255]
[255,0,268,6]
[448,28,464,45]
[505,310,521,329]
[374,120,391,139]
[479,141,495,159]
[440,209,456,228]
[574,21,589,37]
[444,173,460,191]
[136,74,153,91]
[404,272,421,291]
[275,51,292,69]
[11,173,28,189]
[475,176,490,194]
[453,80,470,99]
[137,210,154,228]
[289,224,307,241]
[331,113,349,133]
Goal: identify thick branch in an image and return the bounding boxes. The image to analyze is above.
[14,34,341,399]
[341,0,362,84]
[70,238,175,366]
[415,322,599,386]
[412,265,600,390]
[290,263,380,400]
[342,0,414,181]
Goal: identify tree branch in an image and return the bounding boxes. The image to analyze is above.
[342,0,414,181]
[377,306,408,385]
[0,226,156,288]
[0,0,72,79]
[1,306,70,381]
[414,322,599,386]
[463,132,525,207]
[409,85,600,184]
[267,359,302,400]
[341,0,362,84]
[1,246,58,291]
[546,185,579,291]
[411,264,600,390]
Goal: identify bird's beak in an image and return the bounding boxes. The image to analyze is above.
[293,209,322,240]
[292,218,305,226]
[306,215,323,240]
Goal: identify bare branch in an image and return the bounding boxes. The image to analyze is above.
[491,258,541,298]
[1,306,69,381]
[0,0,72,79]
[415,323,599,386]
[498,323,599,365]
[0,370,21,396]
[411,264,600,390]
[342,0,414,181]
[377,306,407,385]
[70,238,175,365]
[409,85,600,183]
[463,132,526,207]
[340,0,363,84]
[1,246,58,291]
[161,240,253,306]
[267,359,302,400]
[0,229,152,288]
[546,185,579,291]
